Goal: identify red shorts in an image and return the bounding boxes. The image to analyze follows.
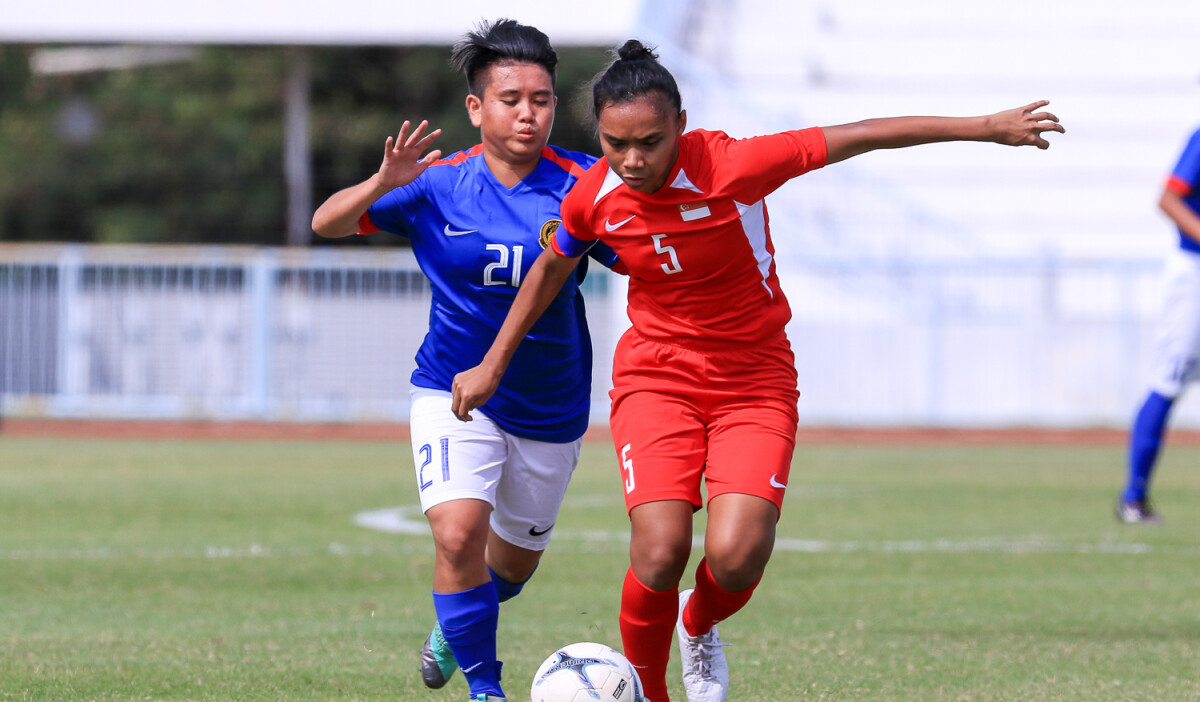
[609,329,800,513]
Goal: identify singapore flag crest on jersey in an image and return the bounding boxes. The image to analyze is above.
[679,201,711,221]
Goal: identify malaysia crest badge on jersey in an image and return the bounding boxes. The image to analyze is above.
[539,219,561,249]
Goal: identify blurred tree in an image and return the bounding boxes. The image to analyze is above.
[0,43,609,246]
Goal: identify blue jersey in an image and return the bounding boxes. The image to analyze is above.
[360,144,616,442]
[1168,127,1200,254]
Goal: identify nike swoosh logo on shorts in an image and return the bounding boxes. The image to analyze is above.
[529,524,554,537]
[444,224,477,236]
[604,215,636,232]
[769,475,787,489]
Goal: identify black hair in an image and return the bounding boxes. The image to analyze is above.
[591,40,682,119]
[449,18,557,96]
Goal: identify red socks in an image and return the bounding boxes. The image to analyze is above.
[619,567,677,702]
[681,558,760,637]
[619,559,762,701]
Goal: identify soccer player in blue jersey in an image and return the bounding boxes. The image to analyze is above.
[1118,124,1200,524]
[311,20,621,702]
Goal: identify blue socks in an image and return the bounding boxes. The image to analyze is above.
[1124,391,1174,503]
[433,582,503,698]
[431,569,532,698]
[490,566,530,603]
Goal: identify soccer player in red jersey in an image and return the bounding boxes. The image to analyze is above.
[452,40,1063,701]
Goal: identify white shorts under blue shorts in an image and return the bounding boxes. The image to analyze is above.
[1149,249,1200,398]
[408,387,581,551]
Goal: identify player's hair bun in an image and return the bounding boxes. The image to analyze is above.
[592,38,680,120]
[616,40,658,62]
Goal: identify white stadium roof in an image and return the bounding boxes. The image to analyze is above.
[0,0,641,46]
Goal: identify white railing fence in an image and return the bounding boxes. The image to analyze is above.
[2,243,1191,428]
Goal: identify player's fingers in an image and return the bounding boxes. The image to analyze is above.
[396,120,412,145]
[418,149,443,166]
[1029,110,1059,124]
[415,129,442,151]
[405,120,430,148]
[1030,122,1065,141]
[450,380,470,421]
[1023,99,1050,114]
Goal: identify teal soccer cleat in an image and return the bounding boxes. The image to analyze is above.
[420,623,458,689]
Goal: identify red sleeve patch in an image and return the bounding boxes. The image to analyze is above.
[433,144,484,167]
[540,147,589,179]
[1167,174,1193,197]
[357,211,380,236]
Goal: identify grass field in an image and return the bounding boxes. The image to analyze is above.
[2,435,1199,701]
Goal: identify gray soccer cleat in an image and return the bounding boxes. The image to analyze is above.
[1116,498,1162,525]
[420,623,458,689]
[675,589,730,702]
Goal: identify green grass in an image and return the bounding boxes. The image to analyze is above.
[1,437,1199,700]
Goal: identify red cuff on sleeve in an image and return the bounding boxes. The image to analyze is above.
[1166,175,1193,197]
[357,211,380,236]
[808,126,829,170]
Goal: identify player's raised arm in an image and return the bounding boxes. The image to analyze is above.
[311,120,442,238]
[451,247,583,421]
[822,100,1064,165]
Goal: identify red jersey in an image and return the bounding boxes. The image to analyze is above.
[556,128,827,343]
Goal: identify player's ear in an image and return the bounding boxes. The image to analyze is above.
[677,109,687,136]
[466,94,483,128]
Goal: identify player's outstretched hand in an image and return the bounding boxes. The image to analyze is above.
[378,120,443,189]
[450,363,504,422]
[988,101,1064,149]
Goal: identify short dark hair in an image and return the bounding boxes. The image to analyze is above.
[450,18,557,96]
[592,40,682,119]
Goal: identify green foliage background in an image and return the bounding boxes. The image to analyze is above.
[0,44,608,246]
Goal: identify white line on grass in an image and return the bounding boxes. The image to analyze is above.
[0,542,435,561]
[0,507,1178,561]
[353,506,1168,556]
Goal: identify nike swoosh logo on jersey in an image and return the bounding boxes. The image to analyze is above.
[604,215,636,232]
[769,475,787,489]
[529,524,554,537]
[443,224,477,236]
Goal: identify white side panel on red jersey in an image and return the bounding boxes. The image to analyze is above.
[735,199,774,298]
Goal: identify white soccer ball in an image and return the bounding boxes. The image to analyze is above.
[530,641,645,702]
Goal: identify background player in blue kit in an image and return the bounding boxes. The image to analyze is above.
[1117,125,1200,524]
[311,20,620,701]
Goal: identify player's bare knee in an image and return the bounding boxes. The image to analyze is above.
[704,541,772,592]
[486,550,541,584]
[431,522,488,570]
[706,556,766,593]
[630,539,690,591]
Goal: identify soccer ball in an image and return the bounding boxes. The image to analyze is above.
[530,641,645,702]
